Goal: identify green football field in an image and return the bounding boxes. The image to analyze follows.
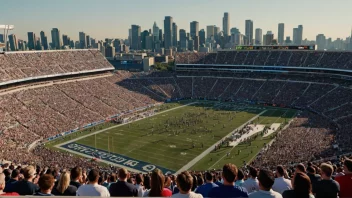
[51,101,297,172]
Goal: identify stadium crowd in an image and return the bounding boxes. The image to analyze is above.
[1,158,352,197]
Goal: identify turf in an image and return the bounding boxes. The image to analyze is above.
[50,101,297,172]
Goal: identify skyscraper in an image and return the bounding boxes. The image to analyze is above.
[0,34,3,43]
[164,16,173,49]
[40,31,48,50]
[179,29,187,50]
[245,20,254,45]
[62,35,70,46]
[79,32,86,49]
[141,30,149,49]
[316,34,326,50]
[86,35,91,48]
[199,29,206,46]
[27,32,36,50]
[51,28,62,50]
[153,22,159,41]
[131,25,141,50]
[298,25,303,45]
[263,31,274,45]
[223,12,230,36]
[278,23,285,45]
[172,23,178,47]
[206,26,215,39]
[190,21,199,39]
[8,34,18,51]
[255,28,262,45]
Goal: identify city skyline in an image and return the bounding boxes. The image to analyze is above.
[2,0,352,41]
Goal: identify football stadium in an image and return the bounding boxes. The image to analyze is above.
[1,47,352,196]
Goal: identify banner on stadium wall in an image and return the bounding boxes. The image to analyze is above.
[60,142,174,174]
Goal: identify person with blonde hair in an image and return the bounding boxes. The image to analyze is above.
[52,171,77,196]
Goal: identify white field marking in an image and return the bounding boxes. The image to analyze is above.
[169,145,176,148]
[54,102,198,170]
[175,110,267,174]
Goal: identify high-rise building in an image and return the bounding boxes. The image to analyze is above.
[0,34,3,43]
[86,35,91,48]
[141,30,149,49]
[255,28,262,45]
[199,29,206,46]
[40,31,49,50]
[79,32,86,49]
[51,28,62,50]
[164,16,173,49]
[214,27,220,38]
[27,32,36,50]
[245,20,254,45]
[153,22,159,41]
[293,25,303,45]
[8,34,18,51]
[62,34,70,46]
[206,26,215,39]
[230,28,240,35]
[223,12,230,36]
[172,23,178,47]
[263,32,274,45]
[278,23,285,45]
[190,21,199,39]
[131,25,141,50]
[146,35,154,50]
[285,36,292,45]
[35,38,42,50]
[316,34,326,50]
[159,29,163,44]
[105,45,115,58]
[179,29,187,50]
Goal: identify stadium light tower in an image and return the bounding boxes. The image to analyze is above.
[0,25,15,51]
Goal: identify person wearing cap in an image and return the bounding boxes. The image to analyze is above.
[76,169,110,197]
[0,173,19,196]
[335,158,352,198]
[13,165,39,195]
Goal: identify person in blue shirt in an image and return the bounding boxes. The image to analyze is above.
[195,172,218,197]
[208,163,249,198]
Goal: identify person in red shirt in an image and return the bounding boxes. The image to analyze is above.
[335,158,352,198]
[0,173,19,196]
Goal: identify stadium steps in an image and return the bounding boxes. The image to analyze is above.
[315,51,326,66]
[302,52,310,67]
[242,51,251,65]
[291,83,311,106]
[232,80,245,98]
[218,79,234,98]
[251,80,267,100]
[275,51,283,66]
[308,85,339,107]
[206,79,218,98]
[272,81,288,103]
[191,77,194,97]
[263,51,272,65]
[323,102,350,113]
[286,52,293,66]
[172,77,184,98]
[334,114,352,122]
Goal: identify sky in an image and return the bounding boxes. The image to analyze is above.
[2,0,352,42]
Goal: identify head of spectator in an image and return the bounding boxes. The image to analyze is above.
[276,165,285,178]
[56,171,71,194]
[191,174,197,191]
[257,169,275,191]
[70,166,82,183]
[320,163,333,180]
[343,158,352,174]
[87,169,100,185]
[23,165,36,182]
[236,169,244,182]
[295,163,306,174]
[291,172,312,197]
[136,173,143,186]
[222,163,237,185]
[3,169,11,182]
[205,172,214,183]
[307,166,316,175]
[10,169,20,181]
[118,168,129,182]
[197,175,204,186]
[37,174,55,196]
[144,175,151,190]
[248,166,258,179]
[149,169,165,197]
[109,173,117,183]
[1,172,19,196]
[164,176,171,189]
[176,171,193,194]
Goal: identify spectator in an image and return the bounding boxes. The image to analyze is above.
[52,171,77,196]
[195,172,218,197]
[314,163,339,198]
[3,169,11,182]
[282,172,314,198]
[208,163,248,198]
[307,166,321,193]
[4,169,19,193]
[0,173,19,196]
[243,166,260,193]
[76,169,110,197]
[13,165,39,195]
[144,168,171,197]
[272,166,292,194]
[235,169,245,187]
[70,166,83,188]
[295,164,306,174]
[101,173,111,189]
[109,168,137,197]
[135,173,145,197]
[249,169,282,198]
[172,171,203,198]
[34,174,55,196]
[335,158,352,198]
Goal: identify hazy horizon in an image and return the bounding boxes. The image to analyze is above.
[2,0,352,42]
